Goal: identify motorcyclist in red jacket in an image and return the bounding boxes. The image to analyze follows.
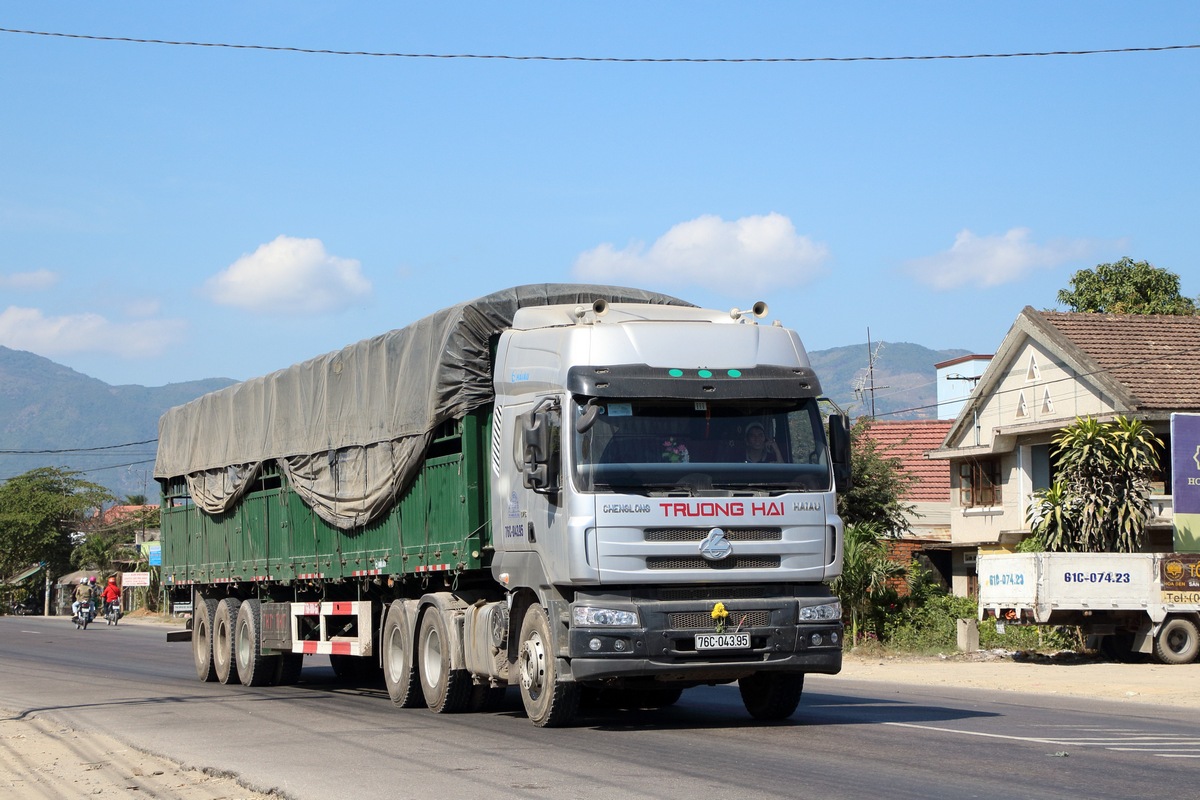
[101,577,121,615]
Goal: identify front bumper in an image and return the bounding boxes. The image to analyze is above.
[564,594,842,683]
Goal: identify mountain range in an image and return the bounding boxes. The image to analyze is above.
[0,340,970,499]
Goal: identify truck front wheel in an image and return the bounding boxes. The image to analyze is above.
[1154,617,1200,665]
[517,604,579,727]
[738,672,804,720]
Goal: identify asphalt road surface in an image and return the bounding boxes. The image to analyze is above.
[2,616,1197,800]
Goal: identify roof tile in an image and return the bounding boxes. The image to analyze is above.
[1039,311,1200,410]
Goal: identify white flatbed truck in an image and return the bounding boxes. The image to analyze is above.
[977,551,1200,664]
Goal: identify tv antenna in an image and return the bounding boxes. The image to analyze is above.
[852,329,889,418]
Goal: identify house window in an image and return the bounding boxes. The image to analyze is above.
[1015,391,1028,419]
[1041,388,1054,415]
[959,458,1002,507]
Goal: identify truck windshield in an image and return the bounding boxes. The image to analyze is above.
[572,397,831,495]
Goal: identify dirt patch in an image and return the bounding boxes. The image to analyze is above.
[833,648,1200,708]
[0,712,279,799]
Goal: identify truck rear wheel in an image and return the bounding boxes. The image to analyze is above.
[418,608,471,713]
[213,598,242,685]
[1154,617,1200,665]
[383,602,423,708]
[738,672,804,720]
[517,604,579,727]
[193,597,218,682]
[235,599,277,686]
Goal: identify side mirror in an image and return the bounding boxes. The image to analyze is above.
[829,414,852,493]
[520,402,560,494]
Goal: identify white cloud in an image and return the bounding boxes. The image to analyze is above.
[904,228,1096,290]
[573,213,829,293]
[205,235,371,313]
[0,306,186,358]
[0,269,59,290]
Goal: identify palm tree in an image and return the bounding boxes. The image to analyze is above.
[70,531,126,574]
[832,522,906,644]
[1027,415,1162,552]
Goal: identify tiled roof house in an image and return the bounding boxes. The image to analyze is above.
[928,306,1200,595]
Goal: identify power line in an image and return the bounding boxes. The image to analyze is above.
[0,439,157,455]
[874,341,1200,420]
[2,27,1198,63]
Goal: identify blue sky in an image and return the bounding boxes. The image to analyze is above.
[1,3,1197,387]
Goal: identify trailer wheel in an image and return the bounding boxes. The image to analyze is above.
[235,599,277,686]
[418,608,471,713]
[738,672,804,720]
[193,597,219,683]
[213,598,242,685]
[1154,617,1200,665]
[517,603,579,727]
[382,602,423,708]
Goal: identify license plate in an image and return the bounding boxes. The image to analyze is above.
[694,632,751,650]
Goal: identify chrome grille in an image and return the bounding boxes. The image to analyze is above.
[644,527,782,542]
[646,556,781,570]
[669,610,771,630]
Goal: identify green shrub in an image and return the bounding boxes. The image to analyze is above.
[878,592,1075,653]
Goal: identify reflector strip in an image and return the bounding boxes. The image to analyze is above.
[295,640,358,656]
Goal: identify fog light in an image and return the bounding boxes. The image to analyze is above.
[589,638,602,651]
[831,632,839,645]
[810,633,823,646]
[614,639,628,652]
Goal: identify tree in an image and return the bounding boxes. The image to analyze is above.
[837,417,918,535]
[1026,416,1161,553]
[0,467,113,578]
[70,531,127,574]
[1056,257,1197,315]
[831,522,906,644]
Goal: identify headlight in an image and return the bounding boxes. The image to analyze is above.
[572,606,639,627]
[799,601,841,621]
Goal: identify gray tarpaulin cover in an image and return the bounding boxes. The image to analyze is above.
[154,284,690,529]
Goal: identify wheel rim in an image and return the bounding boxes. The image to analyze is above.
[422,624,443,687]
[197,618,210,658]
[520,631,547,698]
[386,626,405,683]
[215,615,231,667]
[236,620,251,670]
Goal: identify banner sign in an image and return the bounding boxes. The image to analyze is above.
[1161,554,1200,604]
[147,542,161,566]
[1171,413,1200,553]
[122,571,151,588]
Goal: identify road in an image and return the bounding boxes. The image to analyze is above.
[2,615,1197,800]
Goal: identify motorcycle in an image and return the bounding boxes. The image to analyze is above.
[73,600,95,630]
[105,598,122,626]
[10,600,32,616]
